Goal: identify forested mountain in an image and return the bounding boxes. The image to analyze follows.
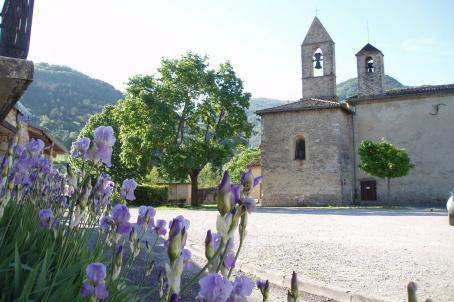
[20,63,124,148]
[19,63,404,149]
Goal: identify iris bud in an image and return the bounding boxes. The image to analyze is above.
[407,282,417,302]
[291,271,298,300]
[205,230,214,260]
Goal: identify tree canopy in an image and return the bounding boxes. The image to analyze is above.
[224,146,260,183]
[358,138,413,201]
[76,52,253,204]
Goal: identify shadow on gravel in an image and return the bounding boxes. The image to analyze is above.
[255,207,447,216]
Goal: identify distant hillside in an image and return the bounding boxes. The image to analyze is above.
[20,63,123,148]
[336,75,405,100]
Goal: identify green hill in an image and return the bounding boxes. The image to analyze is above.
[20,63,124,148]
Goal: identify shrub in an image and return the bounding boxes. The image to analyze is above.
[133,185,168,207]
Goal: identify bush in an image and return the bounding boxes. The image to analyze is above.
[133,185,168,207]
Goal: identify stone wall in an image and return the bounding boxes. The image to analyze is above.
[260,108,353,206]
[352,93,454,205]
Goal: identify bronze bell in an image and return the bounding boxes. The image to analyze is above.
[367,61,374,73]
[313,52,323,69]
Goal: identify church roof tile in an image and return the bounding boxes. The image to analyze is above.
[256,98,353,115]
[347,83,454,103]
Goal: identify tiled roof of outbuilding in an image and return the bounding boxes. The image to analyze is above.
[347,83,454,103]
[256,98,353,115]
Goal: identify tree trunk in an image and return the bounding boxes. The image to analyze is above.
[387,177,391,203]
[190,170,200,207]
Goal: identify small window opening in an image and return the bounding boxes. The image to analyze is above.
[366,56,374,73]
[294,137,306,160]
[313,48,323,77]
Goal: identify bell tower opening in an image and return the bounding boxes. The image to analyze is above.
[313,48,324,77]
[366,56,374,73]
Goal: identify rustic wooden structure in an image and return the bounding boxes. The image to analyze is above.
[0,0,35,59]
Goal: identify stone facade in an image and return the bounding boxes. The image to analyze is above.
[351,92,454,205]
[260,108,353,206]
[257,16,454,206]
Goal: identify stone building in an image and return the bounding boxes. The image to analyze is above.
[257,17,454,206]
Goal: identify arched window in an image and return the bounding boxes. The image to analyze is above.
[313,48,323,77]
[366,56,374,73]
[294,137,306,160]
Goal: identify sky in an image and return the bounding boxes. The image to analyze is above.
[23,0,454,101]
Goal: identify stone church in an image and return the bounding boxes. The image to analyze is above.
[257,17,454,206]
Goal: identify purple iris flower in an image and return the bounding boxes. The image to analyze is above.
[80,262,109,300]
[224,252,236,269]
[39,208,56,229]
[26,138,45,156]
[256,279,269,293]
[76,137,91,160]
[93,126,116,167]
[37,157,50,173]
[169,294,179,302]
[60,195,69,208]
[111,204,132,234]
[240,169,262,193]
[155,219,167,236]
[181,248,192,269]
[228,275,255,301]
[120,178,138,201]
[197,273,233,302]
[230,185,241,204]
[137,205,156,229]
[100,215,114,232]
[242,197,256,214]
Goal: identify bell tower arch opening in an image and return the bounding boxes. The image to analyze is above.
[313,48,324,77]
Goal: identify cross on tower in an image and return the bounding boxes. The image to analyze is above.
[315,8,320,16]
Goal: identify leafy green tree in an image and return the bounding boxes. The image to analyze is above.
[358,138,414,202]
[124,52,252,205]
[76,52,252,205]
[198,164,222,188]
[224,146,260,183]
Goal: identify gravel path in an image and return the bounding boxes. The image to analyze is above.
[130,207,453,302]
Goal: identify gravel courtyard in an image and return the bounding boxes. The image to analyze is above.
[131,207,453,302]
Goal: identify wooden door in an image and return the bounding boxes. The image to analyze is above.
[360,180,377,201]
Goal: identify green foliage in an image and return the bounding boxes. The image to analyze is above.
[0,198,104,301]
[133,185,168,207]
[20,63,123,149]
[224,146,260,183]
[198,164,222,188]
[358,138,414,179]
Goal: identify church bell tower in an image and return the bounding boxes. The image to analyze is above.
[301,17,336,100]
[356,43,385,97]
